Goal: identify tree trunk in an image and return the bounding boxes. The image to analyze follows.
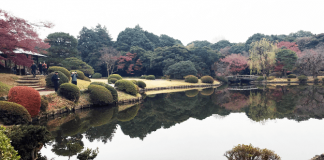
[107,63,110,76]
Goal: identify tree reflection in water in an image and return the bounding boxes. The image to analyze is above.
[39,85,324,157]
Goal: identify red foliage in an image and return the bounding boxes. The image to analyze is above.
[277,41,302,57]
[220,54,248,74]
[8,86,41,117]
[117,52,142,74]
[0,9,52,67]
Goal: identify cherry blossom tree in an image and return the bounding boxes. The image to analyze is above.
[99,47,121,76]
[220,54,248,75]
[0,9,53,67]
[296,46,324,78]
[277,41,302,57]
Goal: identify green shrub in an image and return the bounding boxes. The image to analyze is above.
[48,66,71,80]
[58,83,81,101]
[201,88,214,96]
[88,85,113,105]
[0,101,32,125]
[115,80,138,96]
[117,104,140,122]
[257,76,265,81]
[137,80,146,88]
[298,75,308,84]
[201,76,214,83]
[267,76,275,80]
[224,144,280,160]
[185,75,198,83]
[90,82,118,103]
[108,74,122,83]
[185,89,199,97]
[140,75,147,79]
[0,81,10,97]
[215,76,228,84]
[110,78,118,84]
[70,70,85,80]
[92,73,102,79]
[83,77,91,82]
[287,74,297,78]
[131,80,138,85]
[0,127,20,160]
[40,96,48,112]
[46,71,69,87]
[146,75,155,80]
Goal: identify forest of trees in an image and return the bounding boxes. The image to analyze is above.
[2,8,324,78]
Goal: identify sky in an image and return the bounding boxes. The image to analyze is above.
[1,0,324,45]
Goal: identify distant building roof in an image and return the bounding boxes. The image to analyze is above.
[0,48,47,57]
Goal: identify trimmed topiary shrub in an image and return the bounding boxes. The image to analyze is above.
[257,76,264,81]
[287,74,297,78]
[58,83,81,101]
[8,86,41,117]
[146,75,155,80]
[200,88,214,96]
[40,96,48,112]
[131,80,138,85]
[108,74,122,84]
[201,76,214,84]
[267,76,275,80]
[298,75,308,84]
[0,101,32,125]
[115,80,138,96]
[117,104,140,122]
[215,76,228,84]
[185,75,198,83]
[46,71,69,88]
[90,82,118,103]
[0,81,10,97]
[88,85,113,105]
[92,73,102,79]
[140,75,147,79]
[185,89,199,97]
[0,127,20,160]
[70,70,85,80]
[110,78,118,84]
[48,66,71,80]
[137,80,146,88]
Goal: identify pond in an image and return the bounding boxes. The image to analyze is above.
[38,85,324,159]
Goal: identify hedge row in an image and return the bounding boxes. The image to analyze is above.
[201,76,214,84]
[88,84,114,105]
[115,80,138,96]
[146,75,155,80]
[58,83,81,101]
[92,73,102,78]
[185,75,198,83]
[90,82,118,103]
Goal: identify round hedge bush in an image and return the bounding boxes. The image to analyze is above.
[40,96,48,112]
[287,74,297,78]
[298,75,308,83]
[115,80,138,96]
[108,74,122,84]
[70,70,85,80]
[201,76,214,84]
[146,75,155,80]
[88,85,113,105]
[110,78,118,84]
[58,83,81,101]
[8,86,41,117]
[90,82,118,103]
[0,101,32,125]
[46,71,69,88]
[137,80,146,88]
[131,80,138,85]
[185,89,199,97]
[48,66,71,80]
[200,88,214,96]
[140,75,147,79]
[92,73,102,79]
[185,75,198,83]
[117,104,140,122]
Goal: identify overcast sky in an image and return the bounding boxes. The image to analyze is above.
[1,0,324,45]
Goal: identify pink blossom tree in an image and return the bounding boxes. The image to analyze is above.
[99,47,121,76]
[296,46,324,78]
[277,41,302,57]
[220,54,248,75]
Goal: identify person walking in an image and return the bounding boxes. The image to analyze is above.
[51,72,60,92]
[42,62,47,75]
[38,62,43,75]
[71,71,78,85]
[31,62,37,78]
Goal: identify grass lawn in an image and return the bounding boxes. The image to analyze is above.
[117,91,141,101]
[266,76,324,83]
[124,78,220,88]
[68,79,91,90]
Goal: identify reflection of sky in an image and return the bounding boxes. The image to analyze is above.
[41,113,324,160]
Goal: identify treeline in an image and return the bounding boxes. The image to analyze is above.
[44,24,324,77]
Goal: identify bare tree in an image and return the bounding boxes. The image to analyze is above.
[296,46,324,78]
[99,47,121,76]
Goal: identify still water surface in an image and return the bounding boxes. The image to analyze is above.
[40,85,324,160]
